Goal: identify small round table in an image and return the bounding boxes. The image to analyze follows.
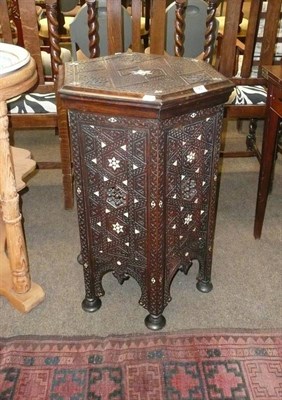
[0,46,45,312]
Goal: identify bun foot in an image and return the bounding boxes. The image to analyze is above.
[82,297,102,312]
[77,253,83,265]
[196,280,213,293]
[145,314,166,330]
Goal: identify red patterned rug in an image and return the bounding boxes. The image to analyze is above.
[0,329,281,399]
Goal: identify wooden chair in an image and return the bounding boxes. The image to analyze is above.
[56,0,219,209]
[69,0,133,60]
[124,0,150,49]
[216,0,282,158]
[71,0,212,61]
[38,0,81,46]
[0,0,66,170]
[166,0,217,58]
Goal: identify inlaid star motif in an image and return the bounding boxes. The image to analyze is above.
[112,222,124,233]
[187,151,196,163]
[184,214,193,225]
[108,157,120,171]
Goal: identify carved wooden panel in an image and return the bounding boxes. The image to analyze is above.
[69,103,223,316]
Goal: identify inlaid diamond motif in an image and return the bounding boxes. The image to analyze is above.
[187,151,196,163]
[183,178,197,201]
[107,186,127,208]
[132,69,152,76]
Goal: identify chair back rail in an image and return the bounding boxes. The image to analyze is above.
[218,0,282,84]
[150,0,218,62]
[131,0,143,52]
[46,0,63,78]
[0,0,25,46]
[149,0,167,55]
[0,0,65,129]
[240,0,262,78]
[17,0,46,87]
[82,0,218,62]
[0,0,13,43]
[204,0,219,62]
[259,1,282,67]
[217,0,244,77]
[106,0,123,54]
[0,0,63,92]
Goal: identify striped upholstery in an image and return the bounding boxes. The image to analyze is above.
[7,48,71,114]
[7,93,56,114]
[226,85,267,105]
[227,1,282,105]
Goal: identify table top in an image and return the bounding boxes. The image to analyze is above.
[0,58,37,102]
[262,65,282,86]
[0,43,30,76]
[60,53,233,106]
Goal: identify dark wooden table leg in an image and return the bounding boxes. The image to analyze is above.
[254,88,280,239]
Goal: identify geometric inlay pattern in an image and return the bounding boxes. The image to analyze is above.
[182,178,197,201]
[107,186,127,208]
[70,103,223,315]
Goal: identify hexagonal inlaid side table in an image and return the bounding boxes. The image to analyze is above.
[59,53,233,329]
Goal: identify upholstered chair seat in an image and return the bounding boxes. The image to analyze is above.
[226,85,267,105]
[7,48,71,114]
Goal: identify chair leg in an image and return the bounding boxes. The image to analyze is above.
[60,119,74,210]
[269,120,282,193]
[62,171,74,210]
[246,118,257,151]
[277,120,282,154]
[57,94,74,210]
[236,118,243,133]
[254,110,279,238]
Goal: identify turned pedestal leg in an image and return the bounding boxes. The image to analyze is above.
[0,101,31,293]
[0,100,45,312]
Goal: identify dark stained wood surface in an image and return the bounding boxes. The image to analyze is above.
[254,65,282,238]
[216,0,282,159]
[58,0,219,209]
[59,52,233,329]
[60,53,233,118]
